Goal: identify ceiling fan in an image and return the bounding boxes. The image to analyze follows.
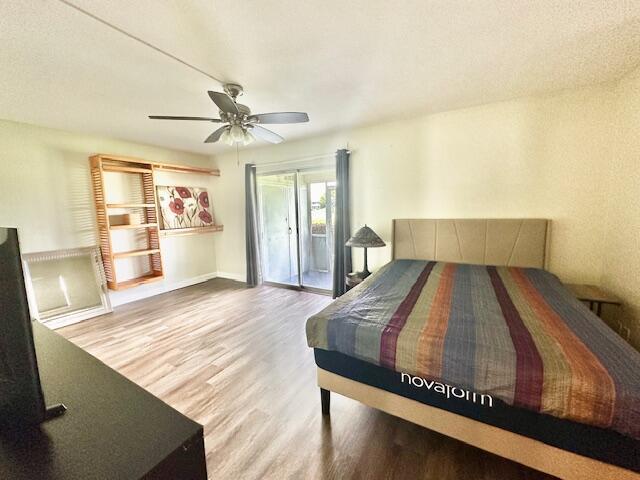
[149,83,309,146]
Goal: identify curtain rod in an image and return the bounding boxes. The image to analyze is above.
[253,152,342,168]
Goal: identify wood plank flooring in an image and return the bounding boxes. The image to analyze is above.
[60,279,553,480]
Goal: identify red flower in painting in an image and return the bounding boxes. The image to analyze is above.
[198,210,213,224]
[198,191,209,208]
[169,198,185,215]
[175,187,192,199]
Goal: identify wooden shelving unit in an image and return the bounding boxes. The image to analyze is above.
[113,248,162,259]
[90,155,164,290]
[90,153,222,291]
[153,162,220,176]
[109,272,164,291]
[102,165,153,174]
[109,223,159,230]
[91,154,220,176]
[106,203,156,209]
[159,225,224,237]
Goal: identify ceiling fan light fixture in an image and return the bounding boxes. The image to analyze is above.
[220,128,234,146]
[230,125,245,142]
[242,130,255,146]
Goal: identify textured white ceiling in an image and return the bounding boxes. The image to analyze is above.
[1,0,640,154]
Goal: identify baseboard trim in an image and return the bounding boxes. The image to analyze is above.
[215,271,246,282]
[109,272,219,307]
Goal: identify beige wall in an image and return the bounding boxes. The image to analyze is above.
[212,82,617,282]
[601,67,640,348]
[0,120,219,306]
[212,73,640,348]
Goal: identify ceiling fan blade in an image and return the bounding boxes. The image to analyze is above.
[247,112,309,124]
[208,91,239,115]
[149,115,222,122]
[204,126,228,143]
[249,125,284,144]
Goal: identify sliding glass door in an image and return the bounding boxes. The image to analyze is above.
[257,167,336,292]
[257,173,299,286]
[298,170,336,290]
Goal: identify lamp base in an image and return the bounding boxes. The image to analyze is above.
[346,271,368,290]
[346,269,371,286]
[346,246,373,289]
[357,247,371,279]
[352,269,371,280]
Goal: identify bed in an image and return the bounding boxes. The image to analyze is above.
[306,219,640,480]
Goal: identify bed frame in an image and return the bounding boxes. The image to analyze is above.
[316,218,640,480]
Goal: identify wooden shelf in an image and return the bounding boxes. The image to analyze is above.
[160,225,224,237]
[109,273,164,291]
[94,154,153,165]
[113,248,161,259]
[110,223,158,230]
[153,163,220,176]
[92,154,219,176]
[102,165,153,174]
[106,203,156,209]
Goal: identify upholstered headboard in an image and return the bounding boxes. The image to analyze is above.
[392,219,550,268]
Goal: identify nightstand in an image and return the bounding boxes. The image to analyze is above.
[565,284,621,317]
[345,272,367,290]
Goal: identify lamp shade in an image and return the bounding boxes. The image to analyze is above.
[230,125,245,142]
[242,130,255,146]
[346,225,386,248]
[220,128,234,146]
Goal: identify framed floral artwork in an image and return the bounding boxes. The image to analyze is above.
[156,186,214,230]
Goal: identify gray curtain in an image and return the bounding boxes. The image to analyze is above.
[332,149,352,298]
[245,164,262,287]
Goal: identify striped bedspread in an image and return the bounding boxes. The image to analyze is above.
[306,260,640,440]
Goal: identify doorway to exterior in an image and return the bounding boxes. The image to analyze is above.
[257,168,336,293]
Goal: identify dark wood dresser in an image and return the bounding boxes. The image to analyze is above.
[0,323,207,479]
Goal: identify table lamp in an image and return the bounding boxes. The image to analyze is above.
[346,225,386,279]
